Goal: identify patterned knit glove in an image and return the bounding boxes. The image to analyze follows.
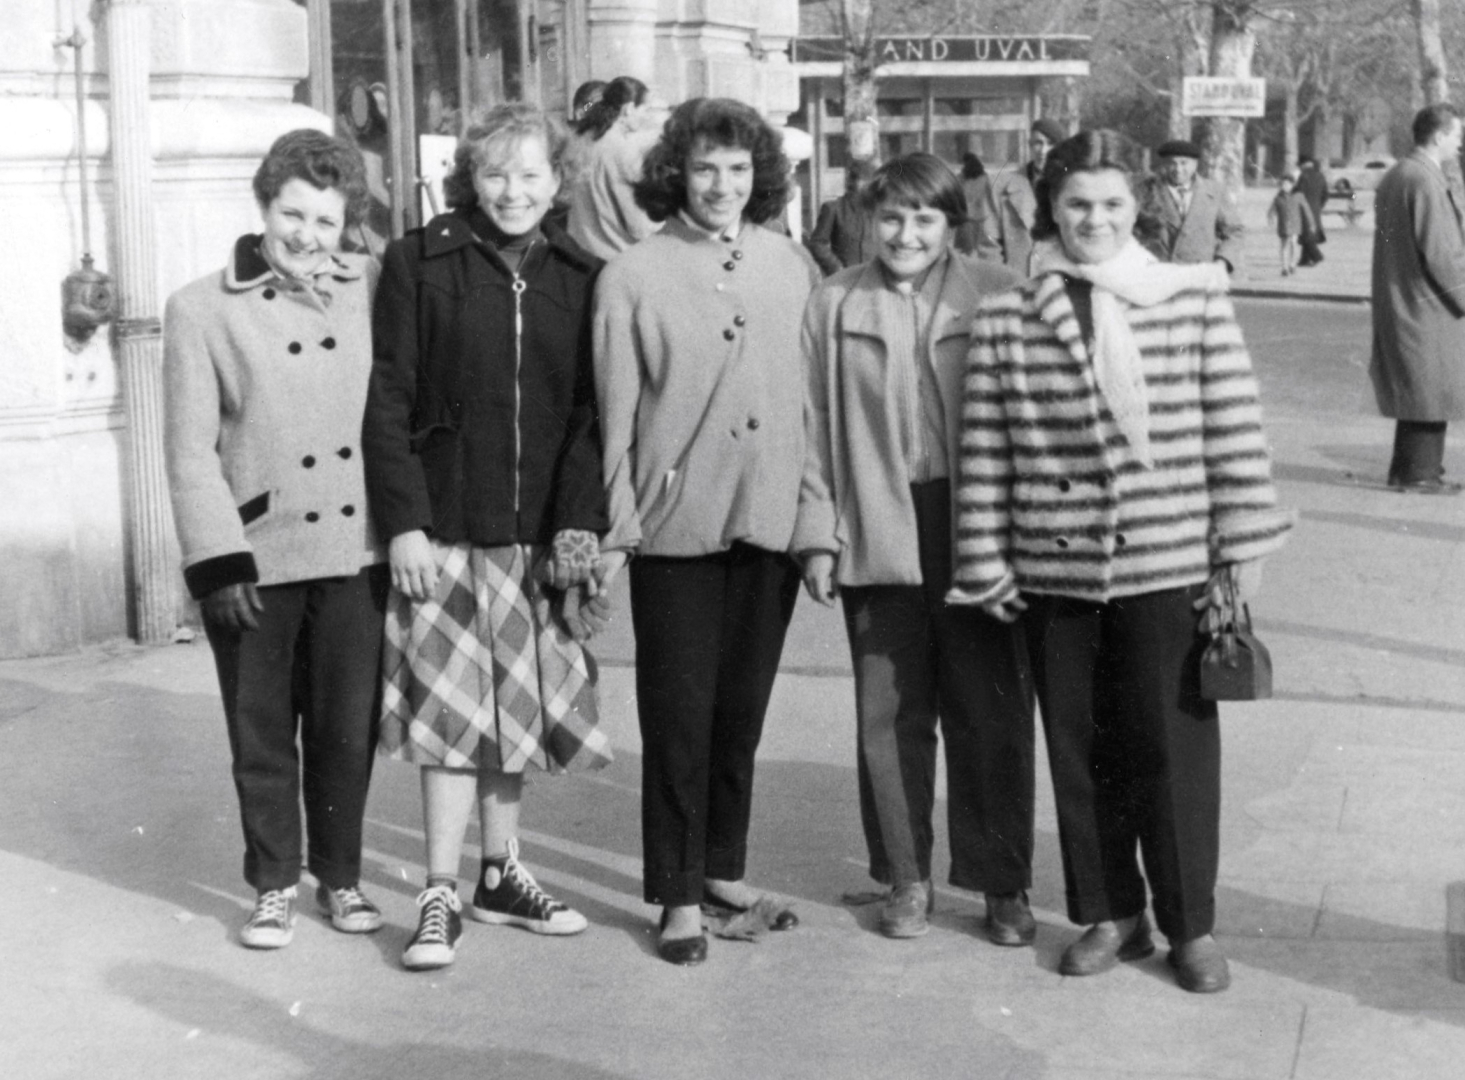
[539,529,601,590]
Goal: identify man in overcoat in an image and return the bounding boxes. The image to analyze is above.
[807,158,880,276]
[977,118,1065,274]
[1295,156,1329,267]
[1371,103,1465,494]
[1146,140,1245,273]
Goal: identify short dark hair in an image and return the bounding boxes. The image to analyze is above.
[442,103,569,212]
[633,98,792,226]
[576,76,648,141]
[1413,103,1460,147]
[862,153,967,228]
[961,152,986,180]
[252,128,369,227]
[1032,129,1160,247]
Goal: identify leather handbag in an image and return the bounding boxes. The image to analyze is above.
[1199,574,1273,701]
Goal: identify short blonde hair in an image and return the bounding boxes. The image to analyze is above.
[442,104,569,211]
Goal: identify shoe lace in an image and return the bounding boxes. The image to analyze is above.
[331,884,371,912]
[414,884,461,943]
[251,887,295,926]
[501,838,561,913]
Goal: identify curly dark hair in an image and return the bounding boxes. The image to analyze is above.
[862,153,966,228]
[633,98,792,226]
[441,103,570,212]
[1031,128,1160,250]
[252,128,369,227]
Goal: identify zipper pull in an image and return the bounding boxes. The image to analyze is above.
[512,275,526,335]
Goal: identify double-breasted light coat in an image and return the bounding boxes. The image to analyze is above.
[1146,175,1246,271]
[1369,148,1465,420]
[163,237,383,600]
[794,252,1020,586]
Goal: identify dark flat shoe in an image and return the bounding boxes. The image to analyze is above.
[1167,936,1231,993]
[656,909,708,966]
[984,891,1036,947]
[701,891,799,930]
[1388,478,1463,495]
[1059,915,1155,976]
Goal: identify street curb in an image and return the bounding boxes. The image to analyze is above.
[1231,287,1370,305]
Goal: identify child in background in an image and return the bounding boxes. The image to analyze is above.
[1268,173,1315,277]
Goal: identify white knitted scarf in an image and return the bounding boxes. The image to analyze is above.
[1033,238,1224,467]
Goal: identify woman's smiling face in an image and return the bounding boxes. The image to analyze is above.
[259,178,346,278]
[1052,167,1138,265]
[472,132,561,237]
[874,200,952,283]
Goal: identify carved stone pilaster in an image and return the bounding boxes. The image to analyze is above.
[107,0,176,643]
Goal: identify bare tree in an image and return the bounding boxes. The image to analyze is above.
[1413,0,1449,103]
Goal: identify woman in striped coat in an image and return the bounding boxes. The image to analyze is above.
[947,130,1294,994]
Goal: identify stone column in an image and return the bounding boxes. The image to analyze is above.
[106,0,176,643]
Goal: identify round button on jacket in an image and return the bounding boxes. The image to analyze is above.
[262,288,276,300]
[1055,537,1069,549]
[723,328,736,341]
[747,418,760,430]
[320,337,336,350]
[733,314,746,327]
[337,447,352,459]
[302,455,316,468]
[341,505,355,517]
[723,261,736,271]
[732,249,744,260]
[288,342,302,355]
[305,511,320,523]
[1057,479,1072,493]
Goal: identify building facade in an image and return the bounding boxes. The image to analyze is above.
[0,0,799,658]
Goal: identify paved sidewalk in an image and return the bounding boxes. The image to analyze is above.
[1231,186,1372,304]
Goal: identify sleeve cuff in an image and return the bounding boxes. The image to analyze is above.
[183,552,259,600]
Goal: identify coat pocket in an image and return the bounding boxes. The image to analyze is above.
[237,491,271,527]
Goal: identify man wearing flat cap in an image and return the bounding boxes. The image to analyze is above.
[1147,139,1245,272]
[978,117,1066,273]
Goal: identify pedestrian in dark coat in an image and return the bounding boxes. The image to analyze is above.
[1370,103,1465,493]
[163,129,388,951]
[807,158,880,275]
[1295,156,1329,266]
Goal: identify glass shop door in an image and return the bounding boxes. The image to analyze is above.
[302,0,587,250]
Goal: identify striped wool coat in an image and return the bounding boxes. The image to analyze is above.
[947,270,1294,605]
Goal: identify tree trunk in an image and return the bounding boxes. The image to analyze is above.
[841,0,880,163]
[1200,2,1254,199]
[1413,0,1449,104]
[1282,85,1299,176]
[1170,5,1210,139]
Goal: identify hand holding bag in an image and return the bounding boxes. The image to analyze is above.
[1199,570,1273,701]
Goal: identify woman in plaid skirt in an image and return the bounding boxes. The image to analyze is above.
[362,104,613,971]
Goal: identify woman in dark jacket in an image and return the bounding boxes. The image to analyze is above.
[362,103,612,972]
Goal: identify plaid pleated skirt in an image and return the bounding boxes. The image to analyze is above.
[379,541,612,774]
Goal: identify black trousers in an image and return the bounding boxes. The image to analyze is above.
[629,543,800,906]
[1024,585,1220,943]
[839,480,1034,892]
[1388,419,1448,485]
[204,565,388,892]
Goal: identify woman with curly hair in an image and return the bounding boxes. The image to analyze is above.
[164,129,387,949]
[363,103,612,971]
[593,97,820,965]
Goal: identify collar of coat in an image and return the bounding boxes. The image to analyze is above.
[224,234,362,292]
[419,209,599,273]
[840,251,993,345]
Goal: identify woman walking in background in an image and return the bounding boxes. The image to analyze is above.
[567,75,663,259]
[363,104,612,972]
[594,97,819,965]
[164,129,388,949]
[796,153,1036,945]
[949,130,1294,993]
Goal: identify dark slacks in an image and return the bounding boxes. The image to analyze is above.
[1388,419,1448,485]
[840,480,1035,892]
[1023,585,1220,943]
[629,543,800,906]
[204,565,388,892]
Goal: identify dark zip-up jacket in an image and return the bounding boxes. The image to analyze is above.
[363,209,608,547]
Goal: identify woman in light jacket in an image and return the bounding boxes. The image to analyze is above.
[164,129,387,949]
[948,130,1294,993]
[566,75,662,259]
[796,153,1036,945]
[594,97,820,965]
